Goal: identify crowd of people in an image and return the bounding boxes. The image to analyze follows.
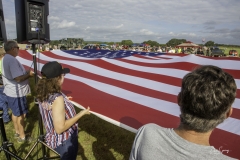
[82,44,215,56]
[33,43,235,58]
[0,40,237,159]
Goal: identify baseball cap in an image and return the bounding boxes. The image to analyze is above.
[41,61,70,79]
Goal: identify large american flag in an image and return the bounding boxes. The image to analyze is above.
[18,49,240,159]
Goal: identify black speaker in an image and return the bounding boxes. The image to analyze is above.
[15,0,50,44]
[0,0,7,42]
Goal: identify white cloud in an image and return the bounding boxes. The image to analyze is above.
[49,16,60,21]
[115,24,124,29]
[85,26,90,30]
[58,20,76,28]
[72,3,83,8]
[140,29,154,35]
[181,33,197,37]
[2,0,240,45]
[51,20,76,29]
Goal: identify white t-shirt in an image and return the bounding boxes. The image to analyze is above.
[130,123,236,160]
[2,54,30,97]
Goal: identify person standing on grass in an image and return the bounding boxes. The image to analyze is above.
[2,40,34,143]
[0,47,11,123]
[36,61,90,160]
[129,65,237,160]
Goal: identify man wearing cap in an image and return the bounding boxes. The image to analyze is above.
[2,40,34,143]
[36,61,90,159]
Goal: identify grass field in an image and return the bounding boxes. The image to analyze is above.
[0,78,136,160]
[218,46,240,56]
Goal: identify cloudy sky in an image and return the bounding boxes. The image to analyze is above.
[2,0,240,45]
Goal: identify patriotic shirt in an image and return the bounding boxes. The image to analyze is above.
[38,92,78,149]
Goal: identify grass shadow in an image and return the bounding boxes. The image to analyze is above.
[76,107,136,160]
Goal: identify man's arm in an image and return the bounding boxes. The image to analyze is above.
[14,70,34,82]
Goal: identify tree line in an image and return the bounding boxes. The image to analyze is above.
[0,38,238,48]
[47,38,240,48]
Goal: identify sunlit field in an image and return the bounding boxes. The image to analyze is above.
[0,78,135,160]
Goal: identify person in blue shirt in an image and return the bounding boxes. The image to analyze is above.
[0,47,10,123]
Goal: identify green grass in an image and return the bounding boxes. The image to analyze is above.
[0,78,136,160]
[218,46,240,56]
[186,46,240,57]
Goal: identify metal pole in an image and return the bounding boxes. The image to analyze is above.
[31,44,46,157]
[32,44,38,84]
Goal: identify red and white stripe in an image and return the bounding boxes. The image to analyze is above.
[17,50,240,159]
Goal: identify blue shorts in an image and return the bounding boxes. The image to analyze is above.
[6,96,28,116]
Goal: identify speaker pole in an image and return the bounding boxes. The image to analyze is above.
[32,43,47,157]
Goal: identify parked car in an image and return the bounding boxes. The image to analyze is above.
[196,48,204,55]
[229,50,238,56]
[211,48,225,57]
[60,46,67,50]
